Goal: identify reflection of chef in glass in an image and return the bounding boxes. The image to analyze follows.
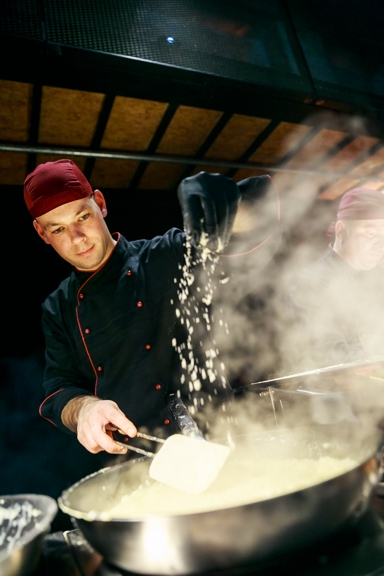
[289,188,384,369]
[24,160,269,457]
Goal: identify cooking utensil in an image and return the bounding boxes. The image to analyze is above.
[148,433,230,494]
[59,422,382,575]
[235,355,384,393]
[114,407,230,493]
[168,396,205,439]
[251,386,359,428]
[151,397,229,492]
[235,358,384,433]
[0,494,57,576]
[114,430,165,458]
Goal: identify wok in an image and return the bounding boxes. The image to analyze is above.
[59,422,382,575]
[0,494,58,576]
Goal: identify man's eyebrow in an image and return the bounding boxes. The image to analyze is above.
[44,204,90,230]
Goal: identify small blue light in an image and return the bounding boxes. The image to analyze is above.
[167,37,175,44]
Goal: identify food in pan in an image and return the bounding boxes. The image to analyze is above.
[0,500,42,552]
[105,455,357,518]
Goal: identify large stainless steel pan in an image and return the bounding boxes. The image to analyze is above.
[58,422,382,575]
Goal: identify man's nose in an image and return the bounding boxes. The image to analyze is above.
[70,225,86,243]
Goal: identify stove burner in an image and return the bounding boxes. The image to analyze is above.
[37,496,384,576]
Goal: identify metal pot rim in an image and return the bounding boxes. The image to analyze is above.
[0,494,58,561]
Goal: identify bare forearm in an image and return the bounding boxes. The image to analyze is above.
[61,395,99,432]
[61,395,136,454]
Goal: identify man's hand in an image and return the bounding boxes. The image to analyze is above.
[61,396,137,454]
[233,175,279,236]
[177,172,241,252]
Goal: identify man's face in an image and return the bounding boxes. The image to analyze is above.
[336,219,384,270]
[33,191,116,272]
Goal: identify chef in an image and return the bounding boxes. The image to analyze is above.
[24,159,270,457]
[288,187,384,370]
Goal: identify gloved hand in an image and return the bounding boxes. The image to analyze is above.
[233,175,279,237]
[237,174,276,204]
[177,172,241,252]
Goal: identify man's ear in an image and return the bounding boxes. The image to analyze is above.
[335,220,345,240]
[93,189,108,218]
[33,220,51,245]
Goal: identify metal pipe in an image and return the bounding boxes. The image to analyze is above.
[1,143,384,183]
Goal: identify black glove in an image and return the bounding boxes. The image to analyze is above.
[236,175,279,237]
[237,175,275,204]
[177,172,241,252]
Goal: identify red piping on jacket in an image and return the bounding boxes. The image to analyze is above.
[76,233,121,396]
[39,388,65,426]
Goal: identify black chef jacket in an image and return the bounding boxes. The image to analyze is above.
[288,245,384,370]
[39,229,231,436]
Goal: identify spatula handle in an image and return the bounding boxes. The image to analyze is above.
[114,441,155,458]
[136,431,165,444]
[169,397,205,440]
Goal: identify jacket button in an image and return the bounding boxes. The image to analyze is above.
[137,301,143,308]
[85,328,91,335]
[79,293,85,299]
[155,383,162,390]
[164,419,170,425]
[145,344,152,350]
[127,270,132,276]
[97,366,103,372]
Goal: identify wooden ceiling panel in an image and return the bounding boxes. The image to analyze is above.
[156,106,223,156]
[350,145,384,176]
[138,163,188,190]
[2,80,384,197]
[36,154,87,172]
[0,152,28,185]
[39,87,105,147]
[190,165,229,176]
[0,80,32,142]
[318,178,361,200]
[248,122,312,165]
[232,168,270,181]
[284,129,349,169]
[323,136,380,173]
[101,97,168,151]
[90,159,140,188]
[359,180,384,190]
[204,115,271,160]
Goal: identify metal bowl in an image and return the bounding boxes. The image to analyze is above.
[0,494,58,576]
[59,424,382,574]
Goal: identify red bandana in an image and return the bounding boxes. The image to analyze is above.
[24,159,93,218]
[337,187,384,220]
[327,188,384,237]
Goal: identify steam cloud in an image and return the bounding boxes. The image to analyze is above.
[179,111,384,455]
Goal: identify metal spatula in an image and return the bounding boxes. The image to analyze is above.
[114,399,230,493]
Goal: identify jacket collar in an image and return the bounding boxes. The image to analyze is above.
[325,244,369,278]
[73,233,131,288]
